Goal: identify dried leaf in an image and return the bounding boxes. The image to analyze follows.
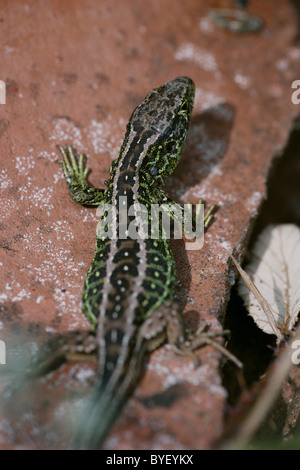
[237,224,300,338]
[232,254,282,340]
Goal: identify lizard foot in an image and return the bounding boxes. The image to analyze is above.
[58,145,89,186]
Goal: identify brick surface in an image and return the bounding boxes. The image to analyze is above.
[0,0,299,449]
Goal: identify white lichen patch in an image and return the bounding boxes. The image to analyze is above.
[50,116,125,162]
[17,183,55,217]
[216,239,234,265]
[12,288,31,302]
[50,220,75,241]
[0,293,8,302]
[246,190,262,208]
[52,282,81,314]
[1,116,121,334]
[199,17,215,34]
[45,326,56,333]
[37,149,59,163]
[194,88,226,112]
[174,43,220,75]
[234,73,251,89]
[26,186,54,211]
[1,280,31,303]
[188,180,237,207]
[79,207,99,225]
[147,347,217,389]
[53,170,64,184]
[15,154,35,175]
[29,249,78,284]
[276,58,289,71]
[0,198,17,221]
[1,216,89,322]
[74,365,95,384]
[86,118,124,159]
[1,162,100,321]
[49,118,83,149]
[0,169,13,189]
[288,47,300,61]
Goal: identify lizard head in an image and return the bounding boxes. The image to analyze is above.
[128,76,195,186]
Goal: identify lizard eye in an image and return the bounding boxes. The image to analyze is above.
[150,165,158,176]
[165,140,176,154]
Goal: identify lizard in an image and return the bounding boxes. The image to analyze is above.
[7,77,240,449]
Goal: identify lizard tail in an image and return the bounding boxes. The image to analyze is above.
[69,342,145,450]
[69,388,127,450]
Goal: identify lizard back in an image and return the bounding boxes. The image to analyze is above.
[70,77,195,448]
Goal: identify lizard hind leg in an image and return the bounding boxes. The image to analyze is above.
[173,321,243,369]
[30,330,98,376]
[138,300,242,369]
[3,330,98,397]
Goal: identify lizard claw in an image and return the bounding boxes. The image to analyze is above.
[57,145,90,185]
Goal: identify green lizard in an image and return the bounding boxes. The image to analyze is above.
[10,77,239,449]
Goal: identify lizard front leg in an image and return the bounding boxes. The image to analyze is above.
[58,145,106,206]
